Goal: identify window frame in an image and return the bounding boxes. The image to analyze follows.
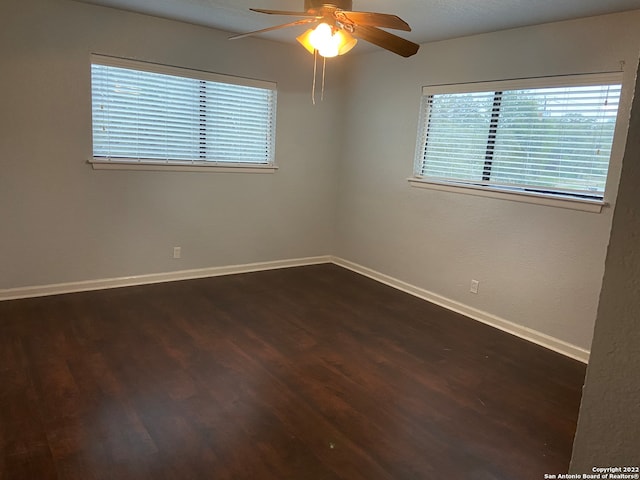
[89,55,278,173]
[410,72,624,212]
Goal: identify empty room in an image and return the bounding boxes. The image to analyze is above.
[1,0,639,478]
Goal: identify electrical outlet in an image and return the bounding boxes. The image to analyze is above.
[173,246,181,259]
[470,279,479,294]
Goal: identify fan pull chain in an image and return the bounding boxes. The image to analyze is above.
[321,55,326,102]
[312,49,318,105]
[311,50,328,105]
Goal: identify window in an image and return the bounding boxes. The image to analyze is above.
[90,55,277,171]
[412,73,622,207]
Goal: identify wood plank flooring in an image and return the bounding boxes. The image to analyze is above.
[0,264,586,479]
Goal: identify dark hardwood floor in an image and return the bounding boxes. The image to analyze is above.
[0,264,586,479]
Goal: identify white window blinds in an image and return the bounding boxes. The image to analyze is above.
[414,73,622,199]
[91,55,277,166]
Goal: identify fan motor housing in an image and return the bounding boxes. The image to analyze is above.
[304,0,352,13]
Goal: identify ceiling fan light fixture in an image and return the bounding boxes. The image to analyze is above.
[335,29,357,55]
[310,23,339,57]
[296,28,317,55]
[296,23,357,58]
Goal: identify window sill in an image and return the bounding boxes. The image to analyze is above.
[408,178,606,213]
[89,159,278,173]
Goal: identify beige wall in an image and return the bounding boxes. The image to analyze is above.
[2,0,640,356]
[0,0,345,289]
[335,11,640,351]
[571,51,640,470]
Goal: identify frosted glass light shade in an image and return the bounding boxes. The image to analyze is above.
[296,24,357,57]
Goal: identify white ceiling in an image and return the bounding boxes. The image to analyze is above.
[76,0,640,50]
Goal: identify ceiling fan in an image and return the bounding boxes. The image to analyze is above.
[230,0,420,58]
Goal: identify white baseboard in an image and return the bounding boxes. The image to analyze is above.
[0,256,332,301]
[331,256,590,364]
[1,254,589,363]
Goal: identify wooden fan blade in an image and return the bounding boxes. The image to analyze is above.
[250,8,317,16]
[353,25,419,57]
[336,11,411,31]
[229,18,317,40]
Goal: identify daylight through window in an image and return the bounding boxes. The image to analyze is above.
[413,73,622,201]
[91,55,277,168]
